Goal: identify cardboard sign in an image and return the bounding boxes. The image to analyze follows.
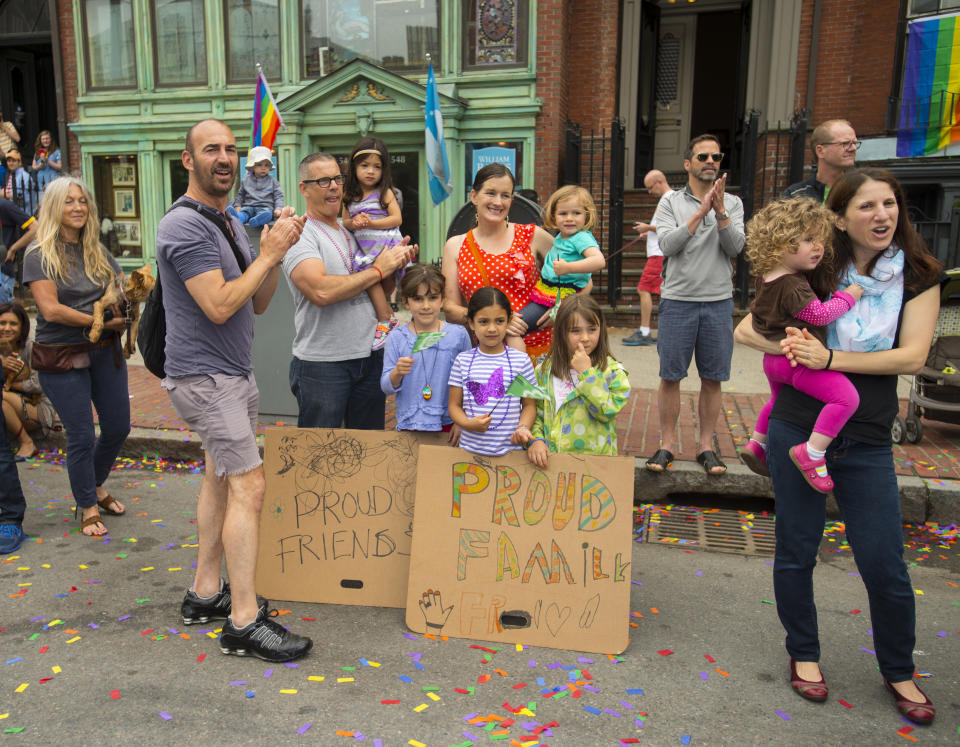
[257,428,446,608]
[405,446,635,654]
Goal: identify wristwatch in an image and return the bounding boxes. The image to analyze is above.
[715,209,729,221]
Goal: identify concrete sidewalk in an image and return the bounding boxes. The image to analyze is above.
[36,326,960,524]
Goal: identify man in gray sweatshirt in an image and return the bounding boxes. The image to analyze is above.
[645,134,745,477]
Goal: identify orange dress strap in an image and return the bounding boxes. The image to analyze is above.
[464,230,492,288]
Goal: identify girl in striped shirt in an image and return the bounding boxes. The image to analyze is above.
[448,287,537,456]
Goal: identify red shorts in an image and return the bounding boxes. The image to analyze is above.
[637,255,663,295]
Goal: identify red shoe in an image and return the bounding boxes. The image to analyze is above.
[789,443,834,494]
[884,679,935,725]
[789,659,828,702]
[740,439,769,476]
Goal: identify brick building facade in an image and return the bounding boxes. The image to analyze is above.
[2,0,958,272]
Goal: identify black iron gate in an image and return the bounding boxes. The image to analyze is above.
[606,120,625,307]
[565,118,627,308]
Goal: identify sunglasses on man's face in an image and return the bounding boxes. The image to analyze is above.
[301,175,344,188]
[694,152,724,163]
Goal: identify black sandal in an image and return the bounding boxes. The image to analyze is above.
[697,450,727,476]
[646,449,674,473]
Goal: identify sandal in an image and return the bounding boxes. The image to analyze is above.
[76,507,107,537]
[884,679,935,725]
[97,494,125,516]
[697,450,727,476]
[645,449,674,473]
[789,659,828,702]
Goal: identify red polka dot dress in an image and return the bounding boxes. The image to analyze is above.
[457,223,552,359]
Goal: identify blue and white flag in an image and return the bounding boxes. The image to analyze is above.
[425,63,452,205]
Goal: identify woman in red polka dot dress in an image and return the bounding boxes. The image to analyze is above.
[441,164,556,361]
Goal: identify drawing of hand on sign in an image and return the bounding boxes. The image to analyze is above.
[419,589,454,632]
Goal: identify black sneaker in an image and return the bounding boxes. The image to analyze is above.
[181,580,267,625]
[219,608,313,662]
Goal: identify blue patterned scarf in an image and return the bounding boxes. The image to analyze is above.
[827,245,904,353]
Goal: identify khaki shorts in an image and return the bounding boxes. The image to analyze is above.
[163,372,261,477]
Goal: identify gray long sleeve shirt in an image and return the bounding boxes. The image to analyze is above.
[234,173,285,211]
[653,185,745,302]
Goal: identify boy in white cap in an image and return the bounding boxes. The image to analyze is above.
[228,146,285,227]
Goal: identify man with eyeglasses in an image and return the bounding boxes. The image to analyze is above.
[645,134,745,477]
[157,119,314,662]
[282,152,415,429]
[782,119,859,203]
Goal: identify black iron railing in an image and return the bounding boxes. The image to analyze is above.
[566,119,626,308]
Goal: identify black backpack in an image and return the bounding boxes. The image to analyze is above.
[137,199,249,379]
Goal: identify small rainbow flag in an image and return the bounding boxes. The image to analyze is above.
[252,70,284,150]
[897,13,960,157]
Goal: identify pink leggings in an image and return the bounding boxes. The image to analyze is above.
[754,353,860,439]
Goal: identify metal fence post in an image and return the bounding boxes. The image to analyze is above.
[788,109,807,187]
[607,119,625,308]
[734,110,760,308]
[563,120,582,185]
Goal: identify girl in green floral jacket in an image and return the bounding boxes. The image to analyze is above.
[527,295,631,467]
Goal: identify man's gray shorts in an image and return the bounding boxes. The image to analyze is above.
[657,297,735,382]
[163,372,261,478]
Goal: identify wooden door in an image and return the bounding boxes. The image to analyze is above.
[653,15,695,172]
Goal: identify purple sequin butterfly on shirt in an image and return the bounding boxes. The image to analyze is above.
[466,367,504,407]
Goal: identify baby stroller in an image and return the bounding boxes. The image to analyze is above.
[891,269,960,443]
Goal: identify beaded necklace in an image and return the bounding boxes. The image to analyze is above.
[412,320,442,400]
[308,215,354,272]
[465,345,514,432]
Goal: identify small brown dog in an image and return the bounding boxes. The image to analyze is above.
[88,264,156,358]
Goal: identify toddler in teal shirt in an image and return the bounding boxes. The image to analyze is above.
[520,185,606,330]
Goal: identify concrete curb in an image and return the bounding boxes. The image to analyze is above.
[633,458,960,524]
[36,428,960,523]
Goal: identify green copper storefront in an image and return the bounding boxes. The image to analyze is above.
[66,0,541,271]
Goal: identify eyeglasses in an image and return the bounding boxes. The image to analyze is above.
[822,140,862,150]
[300,175,344,188]
[694,152,724,162]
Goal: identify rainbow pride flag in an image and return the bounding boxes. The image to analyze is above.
[252,70,284,150]
[897,13,960,157]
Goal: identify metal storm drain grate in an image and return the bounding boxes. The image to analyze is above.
[642,506,776,555]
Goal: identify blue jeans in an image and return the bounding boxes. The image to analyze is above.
[0,404,26,525]
[289,351,385,429]
[39,344,131,509]
[768,418,916,681]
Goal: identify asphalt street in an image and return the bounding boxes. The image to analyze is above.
[1,459,958,745]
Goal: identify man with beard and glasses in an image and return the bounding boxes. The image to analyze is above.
[644,134,745,477]
[156,119,312,662]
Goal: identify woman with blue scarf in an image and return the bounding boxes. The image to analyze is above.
[736,168,942,725]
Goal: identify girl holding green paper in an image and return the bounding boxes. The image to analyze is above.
[526,295,631,467]
[381,265,471,438]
